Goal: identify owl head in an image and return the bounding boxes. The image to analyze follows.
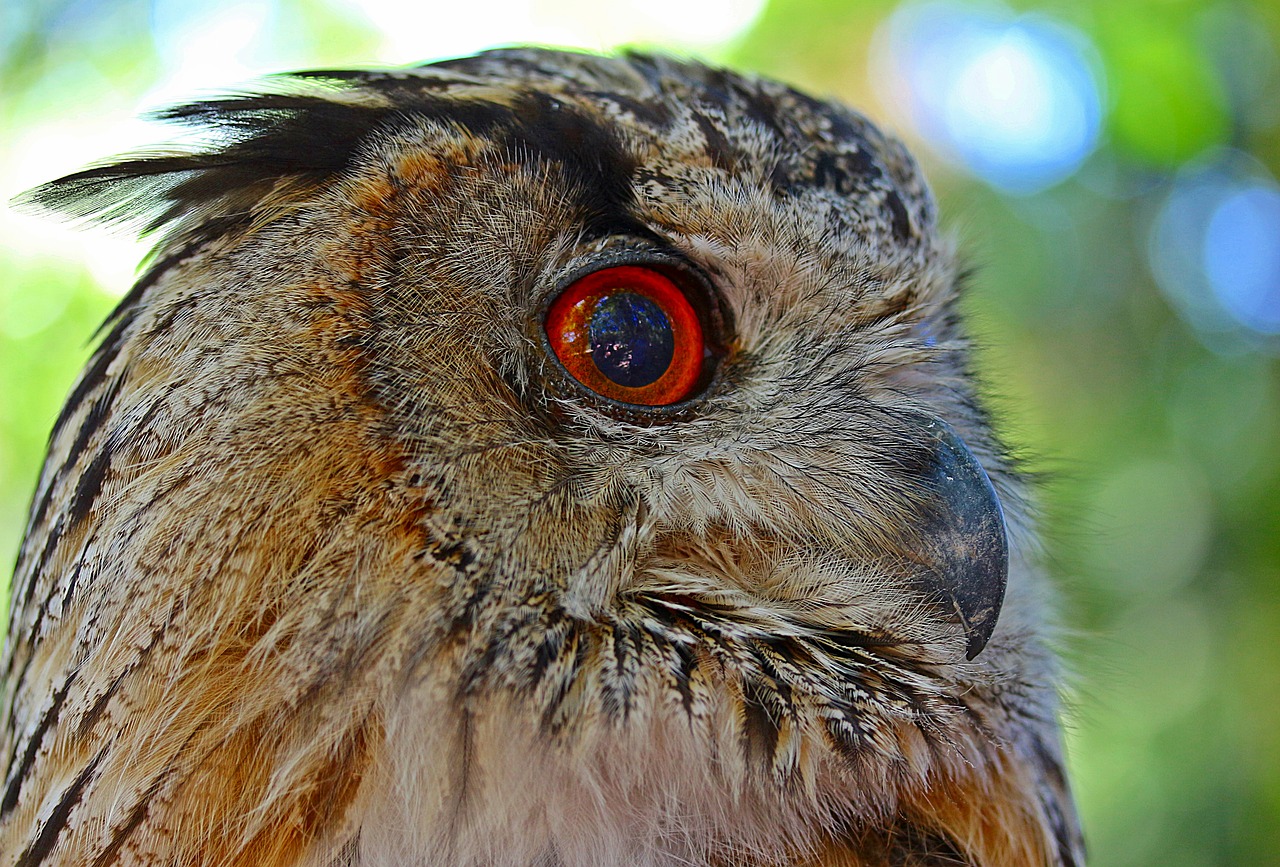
[3,49,1080,867]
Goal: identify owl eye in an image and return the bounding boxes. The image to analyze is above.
[545,265,705,406]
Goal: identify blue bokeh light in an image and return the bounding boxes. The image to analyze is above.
[1202,187,1280,335]
[1150,151,1280,348]
[874,1,1103,194]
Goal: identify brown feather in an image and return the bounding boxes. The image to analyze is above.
[2,49,1083,866]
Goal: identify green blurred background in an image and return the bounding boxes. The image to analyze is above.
[2,0,1277,863]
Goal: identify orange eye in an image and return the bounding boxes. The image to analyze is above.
[545,265,705,406]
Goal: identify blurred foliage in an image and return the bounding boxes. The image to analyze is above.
[2,1,1278,865]
[1096,6,1232,166]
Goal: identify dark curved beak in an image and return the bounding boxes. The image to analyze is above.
[907,416,1009,660]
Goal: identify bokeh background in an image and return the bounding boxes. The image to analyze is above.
[2,0,1278,863]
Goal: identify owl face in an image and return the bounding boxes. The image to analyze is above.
[2,49,1078,867]
[312,52,1005,648]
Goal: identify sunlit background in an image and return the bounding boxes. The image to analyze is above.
[2,0,1278,863]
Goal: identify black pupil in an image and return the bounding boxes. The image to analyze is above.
[588,292,675,388]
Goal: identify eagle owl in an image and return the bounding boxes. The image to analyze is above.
[0,49,1084,866]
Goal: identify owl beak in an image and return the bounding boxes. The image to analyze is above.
[910,416,1009,660]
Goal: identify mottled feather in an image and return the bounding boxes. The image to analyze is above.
[2,49,1082,866]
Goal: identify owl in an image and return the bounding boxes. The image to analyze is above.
[0,49,1083,866]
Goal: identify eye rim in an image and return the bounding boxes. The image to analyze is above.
[539,249,726,417]
[546,265,702,406]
